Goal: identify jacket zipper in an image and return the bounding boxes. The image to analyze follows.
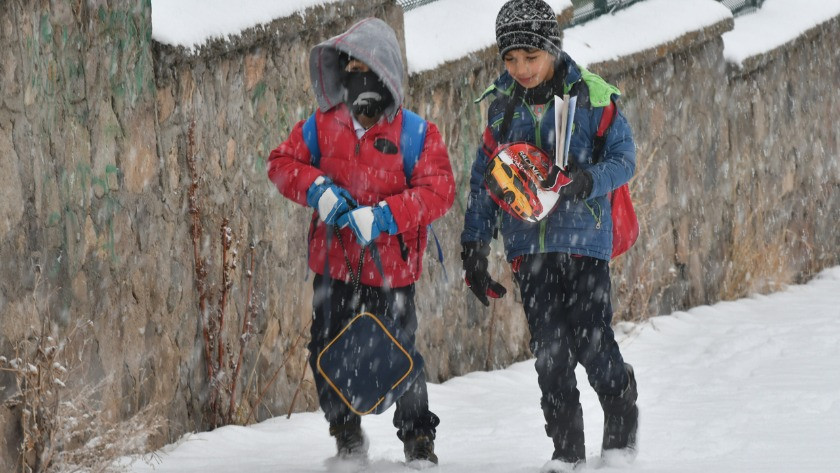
[528,98,553,253]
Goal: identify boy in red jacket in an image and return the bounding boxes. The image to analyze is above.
[267,17,454,466]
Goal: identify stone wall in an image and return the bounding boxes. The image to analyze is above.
[601,16,840,316]
[1,0,838,467]
[0,1,164,470]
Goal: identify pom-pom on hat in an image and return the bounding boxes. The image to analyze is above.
[495,0,563,58]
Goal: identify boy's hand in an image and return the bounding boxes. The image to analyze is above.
[461,241,507,307]
[306,176,357,225]
[336,203,398,247]
[559,163,593,200]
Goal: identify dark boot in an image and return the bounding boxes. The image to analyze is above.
[329,421,368,460]
[403,433,438,465]
[396,411,440,465]
[545,403,586,466]
[599,363,639,455]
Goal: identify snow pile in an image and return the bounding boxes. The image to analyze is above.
[150,0,331,49]
[722,0,840,67]
[562,0,732,67]
[124,267,840,473]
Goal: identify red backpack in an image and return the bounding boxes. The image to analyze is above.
[596,101,639,259]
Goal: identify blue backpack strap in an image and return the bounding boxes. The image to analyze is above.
[302,112,322,167]
[428,225,448,282]
[399,109,447,281]
[399,109,427,182]
[302,112,321,281]
[368,243,390,291]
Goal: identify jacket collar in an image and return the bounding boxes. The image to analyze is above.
[476,52,582,103]
[327,103,396,136]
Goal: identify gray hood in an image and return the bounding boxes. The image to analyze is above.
[309,17,405,122]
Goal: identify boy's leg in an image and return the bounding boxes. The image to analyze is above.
[562,256,628,395]
[564,257,638,456]
[367,284,440,463]
[309,275,366,457]
[515,253,585,465]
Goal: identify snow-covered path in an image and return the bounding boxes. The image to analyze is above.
[126,267,840,473]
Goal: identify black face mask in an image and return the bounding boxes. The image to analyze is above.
[342,70,393,118]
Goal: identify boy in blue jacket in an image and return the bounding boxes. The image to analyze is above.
[460,1,639,470]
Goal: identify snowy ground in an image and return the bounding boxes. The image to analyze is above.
[123,267,840,473]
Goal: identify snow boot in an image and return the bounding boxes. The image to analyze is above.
[403,433,438,466]
[599,363,638,458]
[329,420,368,460]
[540,459,585,473]
[545,403,586,466]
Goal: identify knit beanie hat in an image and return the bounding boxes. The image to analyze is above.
[495,0,563,58]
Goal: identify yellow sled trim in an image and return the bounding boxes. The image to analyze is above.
[316,312,416,416]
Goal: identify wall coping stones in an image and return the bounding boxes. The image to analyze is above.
[586,18,734,78]
[153,0,387,67]
[728,14,840,78]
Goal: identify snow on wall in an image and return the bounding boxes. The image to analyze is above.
[722,0,840,67]
[150,0,331,48]
[562,0,732,67]
[151,0,840,72]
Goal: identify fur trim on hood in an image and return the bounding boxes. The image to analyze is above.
[309,17,405,122]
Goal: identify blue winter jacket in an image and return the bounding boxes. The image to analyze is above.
[461,55,636,261]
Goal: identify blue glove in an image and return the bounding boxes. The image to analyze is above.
[336,202,398,247]
[306,176,357,225]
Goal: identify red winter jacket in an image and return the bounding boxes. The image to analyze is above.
[267,105,455,288]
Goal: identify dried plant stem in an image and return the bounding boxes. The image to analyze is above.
[187,120,214,383]
[218,219,233,376]
[228,244,256,420]
[0,310,111,473]
[485,265,504,371]
[207,220,235,423]
[286,359,309,419]
[247,319,311,424]
[485,302,497,371]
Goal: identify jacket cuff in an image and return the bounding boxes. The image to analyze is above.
[377,202,399,235]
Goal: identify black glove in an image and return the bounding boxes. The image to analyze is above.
[560,163,593,200]
[461,241,507,307]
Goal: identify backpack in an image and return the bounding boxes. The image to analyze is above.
[301,109,447,277]
[594,101,639,259]
[302,109,427,179]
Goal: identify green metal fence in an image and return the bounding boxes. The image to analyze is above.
[396,0,438,11]
[717,0,766,16]
[568,0,644,26]
[398,0,767,20]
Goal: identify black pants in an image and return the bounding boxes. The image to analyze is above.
[309,274,439,440]
[514,253,629,434]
